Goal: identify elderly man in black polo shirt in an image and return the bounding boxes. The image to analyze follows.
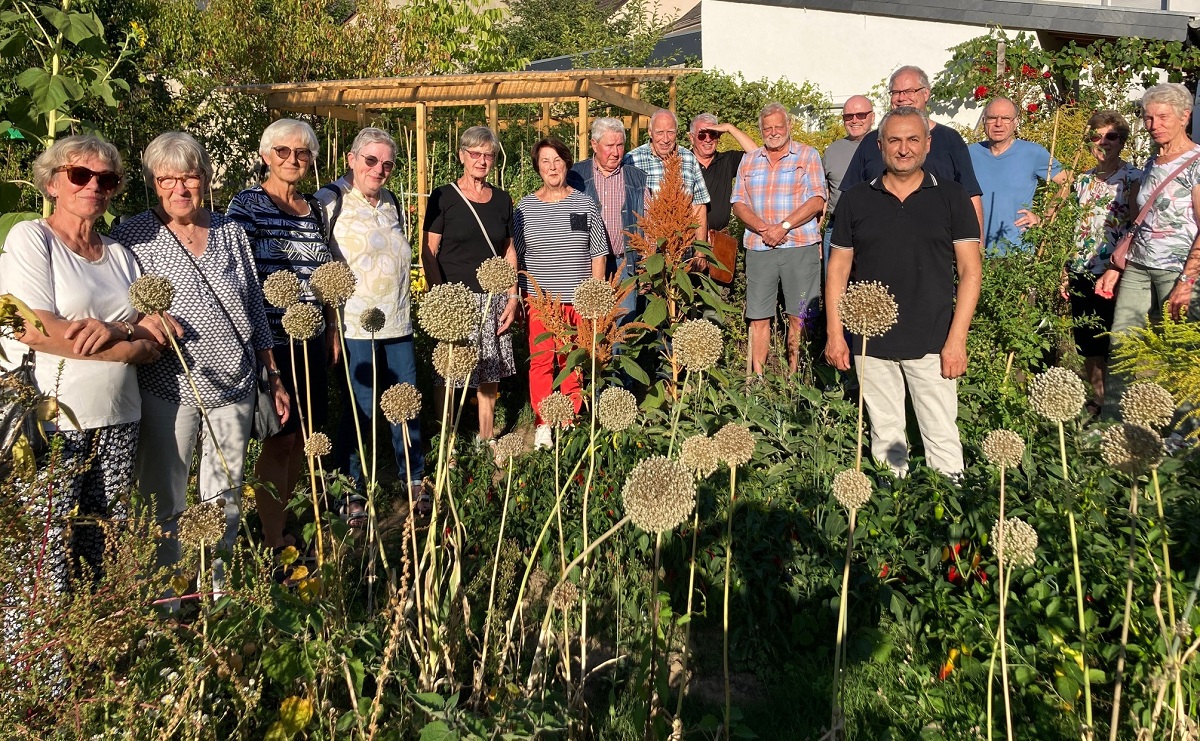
[824,106,983,477]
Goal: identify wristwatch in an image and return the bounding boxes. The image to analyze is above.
[781,220,793,231]
[1180,273,1198,286]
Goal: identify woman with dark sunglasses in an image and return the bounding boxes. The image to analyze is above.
[0,134,170,662]
[113,131,288,589]
[228,118,338,549]
[1065,110,1139,414]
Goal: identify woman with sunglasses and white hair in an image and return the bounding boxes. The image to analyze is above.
[0,135,167,643]
[421,126,518,447]
[113,131,289,577]
[228,118,336,549]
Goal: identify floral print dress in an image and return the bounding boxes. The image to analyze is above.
[1071,163,1140,276]
[1128,144,1200,272]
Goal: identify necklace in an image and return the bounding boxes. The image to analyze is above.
[173,222,201,245]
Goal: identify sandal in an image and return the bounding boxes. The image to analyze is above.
[336,494,369,529]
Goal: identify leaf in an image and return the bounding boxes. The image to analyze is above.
[412,692,446,711]
[418,721,458,741]
[618,354,649,385]
[643,252,664,275]
[641,296,667,328]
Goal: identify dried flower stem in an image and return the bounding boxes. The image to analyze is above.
[647,531,665,741]
[1150,468,1177,632]
[579,327,598,682]
[473,449,515,707]
[723,465,738,741]
[1109,481,1140,741]
[1057,420,1093,740]
[986,466,1014,741]
[401,425,424,645]
[674,371,711,722]
[855,340,868,471]
[830,506,857,737]
[291,340,324,568]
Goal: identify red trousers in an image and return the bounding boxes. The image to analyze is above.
[526,303,583,426]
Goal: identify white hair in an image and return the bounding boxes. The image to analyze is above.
[259,118,319,158]
[690,112,718,133]
[1143,83,1194,118]
[590,117,626,143]
[649,109,678,130]
[758,102,790,128]
[142,131,212,186]
[351,126,398,157]
[889,65,931,91]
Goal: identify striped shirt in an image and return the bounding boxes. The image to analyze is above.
[624,144,711,204]
[227,185,333,345]
[732,140,828,251]
[594,164,627,256]
[514,190,607,301]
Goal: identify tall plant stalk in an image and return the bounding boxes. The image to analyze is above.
[579,329,598,681]
[722,465,737,741]
[1057,421,1093,740]
[473,449,515,704]
[986,466,1014,741]
[1109,481,1140,741]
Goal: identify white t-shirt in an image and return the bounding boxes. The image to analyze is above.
[0,219,142,430]
[327,178,413,341]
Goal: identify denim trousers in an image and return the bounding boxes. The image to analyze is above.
[343,335,424,485]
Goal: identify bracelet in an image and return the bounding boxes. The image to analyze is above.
[1180,273,1198,286]
[121,321,134,340]
[266,369,282,378]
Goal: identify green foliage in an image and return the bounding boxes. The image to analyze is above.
[1110,312,1200,435]
[498,0,673,68]
[646,69,835,133]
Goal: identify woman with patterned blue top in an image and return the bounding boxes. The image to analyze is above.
[228,119,337,550]
[113,132,289,576]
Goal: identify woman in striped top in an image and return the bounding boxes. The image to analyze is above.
[227,118,335,550]
[514,137,607,449]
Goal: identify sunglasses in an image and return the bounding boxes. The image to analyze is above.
[694,130,718,141]
[461,149,496,163]
[1089,131,1122,143]
[357,154,396,173]
[272,145,312,162]
[54,166,120,191]
[842,112,872,122]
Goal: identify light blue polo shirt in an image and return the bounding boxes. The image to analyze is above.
[969,139,1062,255]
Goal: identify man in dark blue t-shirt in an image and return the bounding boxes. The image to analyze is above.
[841,65,984,238]
[825,106,983,477]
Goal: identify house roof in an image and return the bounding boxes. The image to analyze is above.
[719,0,1193,42]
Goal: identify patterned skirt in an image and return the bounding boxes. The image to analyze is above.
[438,292,516,388]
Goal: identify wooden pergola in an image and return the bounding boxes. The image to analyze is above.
[219,68,697,237]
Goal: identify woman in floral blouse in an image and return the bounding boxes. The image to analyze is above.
[1068,110,1139,413]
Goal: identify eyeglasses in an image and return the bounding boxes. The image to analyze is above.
[54,166,120,191]
[272,146,313,162]
[356,154,396,173]
[984,115,1016,124]
[889,87,927,97]
[694,130,718,141]
[1089,131,1122,143]
[461,149,496,163]
[842,112,872,122]
[155,175,202,190]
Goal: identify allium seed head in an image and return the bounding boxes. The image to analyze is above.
[573,278,616,319]
[379,383,421,424]
[1100,423,1164,474]
[539,392,575,429]
[527,567,549,603]
[262,270,302,308]
[991,517,1038,568]
[417,282,479,342]
[432,342,478,384]
[1028,367,1087,423]
[622,456,696,534]
[597,387,638,431]
[1173,620,1194,641]
[492,433,524,464]
[713,423,755,467]
[177,502,225,548]
[309,261,357,306]
[550,581,579,611]
[981,429,1025,469]
[128,275,175,314]
[839,281,899,338]
[476,257,518,295]
[672,319,723,371]
[281,303,323,340]
[1120,382,1175,430]
[304,432,332,458]
[831,469,873,512]
[679,434,720,478]
[359,306,386,333]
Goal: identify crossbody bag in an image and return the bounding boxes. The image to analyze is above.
[1110,149,1200,271]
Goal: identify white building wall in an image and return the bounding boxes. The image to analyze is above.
[702,0,1030,125]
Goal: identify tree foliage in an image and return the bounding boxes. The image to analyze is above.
[499,0,674,68]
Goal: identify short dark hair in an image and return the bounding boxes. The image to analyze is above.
[532,137,573,176]
[1087,110,1131,143]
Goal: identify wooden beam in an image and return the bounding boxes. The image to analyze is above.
[583,80,658,118]
[630,81,640,147]
[577,97,589,163]
[487,97,498,130]
[668,77,677,114]
[540,103,551,135]
[416,102,428,263]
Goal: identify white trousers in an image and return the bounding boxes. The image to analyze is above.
[855,353,964,476]
[137,391,254,569]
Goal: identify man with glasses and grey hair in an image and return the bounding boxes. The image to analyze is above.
[567,117,648,322]
[625,108,711,247]
[841,65,984,234]
[732,102,827,375]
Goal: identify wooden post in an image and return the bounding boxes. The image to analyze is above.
[416,102,429,259]
[540,102,551,134]
[577,96,589,162]
[487,98,498,131]
[668,77,677,114]
[630,81,641,147]
[356,105,367,127]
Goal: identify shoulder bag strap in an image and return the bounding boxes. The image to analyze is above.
[1130,150,1200,230]
[449,183,499,257]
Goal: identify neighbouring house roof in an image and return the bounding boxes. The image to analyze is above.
[718,0,1193,42]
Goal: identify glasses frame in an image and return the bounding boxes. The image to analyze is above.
[984,115,1017,124]
[272,145,313,162]
[54,165,120,192]
[155,174,203,190]
[889,86,928,97]
[693,130,718,141]
[460,149,496,163]
[842,112,872,122]
[356,153,397,173]
[1089,131,1122,143]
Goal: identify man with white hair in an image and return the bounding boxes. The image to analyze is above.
[841,65,984,234]
[568,117,648,321]
[731,102,827,375]
[625,108,711,246]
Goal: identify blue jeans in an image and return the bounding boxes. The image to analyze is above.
[343,335,423,485]
[608,251,640,324]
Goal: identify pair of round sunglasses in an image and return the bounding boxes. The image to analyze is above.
[54,165,120,191]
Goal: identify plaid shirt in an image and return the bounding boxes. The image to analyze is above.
[624,144,711,205]
[593,163,628,256]
[732,140,827,251]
